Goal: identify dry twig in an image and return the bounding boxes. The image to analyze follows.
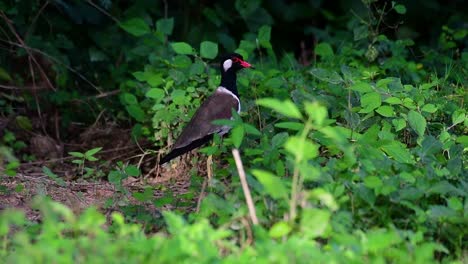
[232,148,259,225]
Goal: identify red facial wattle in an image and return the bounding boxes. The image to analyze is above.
[232,57,252,68]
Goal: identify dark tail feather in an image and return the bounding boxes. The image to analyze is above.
[159,134,213,164]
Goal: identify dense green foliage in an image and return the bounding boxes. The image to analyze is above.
[0,0,467,263]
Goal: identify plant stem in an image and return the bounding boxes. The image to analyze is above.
[232,148,259,225]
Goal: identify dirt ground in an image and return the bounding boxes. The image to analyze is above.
[0,122,208,221]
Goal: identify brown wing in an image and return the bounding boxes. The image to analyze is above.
[172,90,239,150]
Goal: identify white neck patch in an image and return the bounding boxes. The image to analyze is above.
[223,59,232,72]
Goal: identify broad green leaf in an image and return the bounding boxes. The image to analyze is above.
[284,136,319,162]
[314,43,334,58]
[421,104,438,113]
[456,135,468,147]
[394,4,407,14]
[121,93,138,105]
[119,18,150,37]
[451,110,465,125]
[126,105,146,122]
[200,41,218,59]
[381,141,414,164]
[375,105,394,117]
[163,211,186,234]
[353,25,368,41]
[133,187,153,202]
[408,110,426,136]
[145,88,165,101]
[359,92,381,113]
[243,123,261,136]
[257,98,303,119]
[171,42,194,55]
[269,221,292,238]
[350,81,373,93]
[251,169,288,200]
[447,197,463,211]
[15,116,32,131]
[108,170,124,185]
[305,102,327,126]
[230,125,245,148]
[125,165,140,176]
[366,229,402,253]
[258,25,271,47]
[264,77,283,89]
[301,208,330,238]
[384,97,402,105]
[309,68,343,84]
[364,176,382,189]
[392,118,406,131]
[156,17,174,35]
[171,89,187,105]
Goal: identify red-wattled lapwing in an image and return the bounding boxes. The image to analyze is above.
[159,53,252,165]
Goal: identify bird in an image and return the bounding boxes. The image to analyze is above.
[159,53,252,165]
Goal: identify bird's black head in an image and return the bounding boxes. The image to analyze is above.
[219,53,252,73]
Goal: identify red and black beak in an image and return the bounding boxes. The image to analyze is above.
[239,59,252,68]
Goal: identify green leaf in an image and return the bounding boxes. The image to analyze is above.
[359,92,381,113]
[124,165,140,177]
[126,105,146,122]
[451,110,465,125]
[350,81,373,93]
[258,25,271,47]
[42,167,66,187]
[15,116,32,131]
[145,88,165,101]
[284,136,319,162]
[314,43,334,58]
[408,110,426,136]
[309,68,343,84]
[200,41,218,59]
[353,25,368,41]
[381,141,414,164]
[305,102,327,126]
[375,105,394,117]
[0,67,12,81]
[171,42,194,55]
[364,176,382,189]
[85,147,102,157]
[230,125,245,148]
[68,152,84,158]
[385,97,402,105]
[257,98,303,119]
[366,229,402,253]
[301,208,331,238]
[447,197,463,211]
[156,17,174,35]
[392,118,406,131]
[251,169,288,200]
[119,18,150,37]
[269,221,292,238]
[274,122,304,131]
[108,170,124,185]
[421,104,438,113]
[394,4,407,14]
[121,93,138,105]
